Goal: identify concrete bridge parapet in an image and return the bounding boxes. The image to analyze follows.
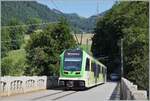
[0,76,48,96]
[121,78,147,100]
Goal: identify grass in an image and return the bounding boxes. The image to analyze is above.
[21,34,30,49]
[3,34,30,66]
[6,49,26,63]
[2,49,27,76]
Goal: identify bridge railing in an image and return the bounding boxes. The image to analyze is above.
[0,76,48,96]
[121,77,147,100]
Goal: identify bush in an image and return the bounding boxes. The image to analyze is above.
[25,19,76,76]
[1,50,27,76]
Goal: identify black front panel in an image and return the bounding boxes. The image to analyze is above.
[64,50,82,58]
[64,50,82,71]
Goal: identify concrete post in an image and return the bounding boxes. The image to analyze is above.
[121,78,147,100]
[132,90,147,100]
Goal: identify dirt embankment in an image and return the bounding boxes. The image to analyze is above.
[73,33,94,45]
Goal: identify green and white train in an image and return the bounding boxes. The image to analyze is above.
[59,48,107,89]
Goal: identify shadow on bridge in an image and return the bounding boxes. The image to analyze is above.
[109,82,120,100]
[46,83,105,92]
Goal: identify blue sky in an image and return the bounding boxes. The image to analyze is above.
[37,0,116,18]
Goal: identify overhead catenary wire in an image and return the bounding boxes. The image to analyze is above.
[73,32,80,45]
[96,0,100,22]
[50,0,60,10]
[1,22,58,29]
[1,0,81,46]
[50,0,63,12]
[80,32,83,45]
[2,0,63,29]
[49,0,80,46]
[1,22,57,43]
[1,40,24,43]
[51,0,81,47]
[97,0,99,16]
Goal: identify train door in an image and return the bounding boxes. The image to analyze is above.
[104,68,107,82]
[85,58,90,85]
[102,67,106,82]
[91,61,95,84]
[97,65,100,82]
[94,63,98,84]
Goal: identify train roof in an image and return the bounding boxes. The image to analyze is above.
[60,48,107,69]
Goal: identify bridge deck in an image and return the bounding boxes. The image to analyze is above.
[1,82,120,101]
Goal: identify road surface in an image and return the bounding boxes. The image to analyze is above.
[1,81,120,101]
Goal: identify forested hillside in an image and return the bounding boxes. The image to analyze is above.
[1,1,102,33]
[1,1,101,76]
[92,1,149,90]
[1,17,76,76]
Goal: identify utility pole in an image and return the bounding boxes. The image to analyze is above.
[80,31,83,45]
[86,38,88,52]
[120,38,124,100]
[97,0,99,16]
[121,38,123,77]
[96,0,99,23]
[72,31,80,47]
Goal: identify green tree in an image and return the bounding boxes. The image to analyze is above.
[25,30,57,75]
[50,18,76,54]
[26,17,42,34]
[1,18,26,57]
[92,1,148,90]
[1,27,11,57]
[1,50,27,76]
[25,19,76,76]
[8,18,26,50]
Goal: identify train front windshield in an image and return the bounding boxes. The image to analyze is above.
[64,50,82,71]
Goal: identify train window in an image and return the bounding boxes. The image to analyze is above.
[64,50,82,71]
[91,62,95,72]
[97,65,100,75]
[94,63,97,73]
[102,67,104,74]
[96,64,99,77]
[93,63,97,77]
[99,65,101,74]
[85,58,90,71]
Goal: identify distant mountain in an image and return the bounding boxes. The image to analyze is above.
[1,1,105,33]
[52,8,63,14]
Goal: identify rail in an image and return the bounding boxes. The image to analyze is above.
[121,78,147,100]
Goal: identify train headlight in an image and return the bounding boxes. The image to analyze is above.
[79,81,85,87]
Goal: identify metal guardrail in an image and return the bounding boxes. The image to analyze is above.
[121,78,147,100]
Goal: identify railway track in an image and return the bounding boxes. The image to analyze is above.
[32,90,78,101]
[51,91,77,101]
